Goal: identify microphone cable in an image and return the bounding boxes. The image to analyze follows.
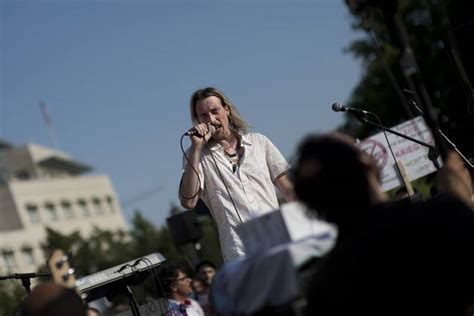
[179,133,243,224]
[178,133,202,201]
[205,140,243,224]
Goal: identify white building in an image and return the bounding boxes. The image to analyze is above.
[0,140,128,274]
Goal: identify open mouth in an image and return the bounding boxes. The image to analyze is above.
[213,125,222,133]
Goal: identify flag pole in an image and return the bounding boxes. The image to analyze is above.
[39,101,59,149]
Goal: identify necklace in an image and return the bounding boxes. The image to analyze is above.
[224,151,237,158]
[224,147,239,173]
[222,135,238,158]
[221,134,241,173]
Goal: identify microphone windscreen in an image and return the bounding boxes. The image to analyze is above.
[331,103,343,112]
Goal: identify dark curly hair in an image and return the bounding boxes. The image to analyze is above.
[292,133,379,226]
[157,263,186,296]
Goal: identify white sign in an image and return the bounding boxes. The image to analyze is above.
[236,202,336,256]
[357,116,442,191]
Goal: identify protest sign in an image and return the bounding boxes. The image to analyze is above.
[357,116,442,191]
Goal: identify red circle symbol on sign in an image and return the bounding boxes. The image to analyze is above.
[358,139,388,169]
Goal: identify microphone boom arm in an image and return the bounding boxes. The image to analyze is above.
[404,90,474,169]
[355,113,441,169]
[0,272,52,295]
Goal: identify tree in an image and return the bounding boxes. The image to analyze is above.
[0,280,26,316]
[129,210,181,262]
[341,0,474,161]
[196,216,223,267]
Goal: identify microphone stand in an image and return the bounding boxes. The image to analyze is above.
[0,272,52,295]
[354,112,441,169]
[379,1,449,160]
[403,90,474,169]
[365,111,408,193]
[124,285,141,316]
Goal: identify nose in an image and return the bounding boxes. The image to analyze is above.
[203,113,217,124]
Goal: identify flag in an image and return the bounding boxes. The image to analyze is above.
[39,101,52,126]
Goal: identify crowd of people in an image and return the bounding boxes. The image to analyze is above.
[12,87,474,315]
[156,260,217,316]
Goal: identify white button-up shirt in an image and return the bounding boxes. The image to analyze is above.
[183,133,290,262]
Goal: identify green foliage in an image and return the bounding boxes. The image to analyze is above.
[387,173,436,200]
[197,216,223,267]
[342,0,474,160]
[39,226,132,276]
[39,210,221,276]
[129,211,182,262]
[41,227,82,259]
[0,281,26,316]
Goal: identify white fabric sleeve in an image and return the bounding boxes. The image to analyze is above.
[261,134,290,182]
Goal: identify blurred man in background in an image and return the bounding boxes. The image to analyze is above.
[158,263,204,316]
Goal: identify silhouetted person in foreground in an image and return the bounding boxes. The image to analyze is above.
[292,133,474,315]
[19,282,87,316]
[394,187,422,201]
[86,307,103,316]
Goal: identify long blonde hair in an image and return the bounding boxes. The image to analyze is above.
[189,87,250,134]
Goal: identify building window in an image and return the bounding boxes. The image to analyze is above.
[106,196,116,213]
[15,169,31,180]
[45,203,58,221]
[61,201,74,218]
[21,247,35,265]
[78,200,90,217]
[26,204,40,223]
[92,198,105,214]
[2,249,17,270]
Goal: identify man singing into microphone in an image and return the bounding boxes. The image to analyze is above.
[179,87,295,262]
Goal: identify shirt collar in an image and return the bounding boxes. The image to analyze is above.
[168,298,191,306]
[207,132,253,152]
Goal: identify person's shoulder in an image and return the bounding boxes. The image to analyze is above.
[188,297,201,305]
[244,132,271,143]
[379,193,474,225]
[426,192,474,215]
[188,298,205,313]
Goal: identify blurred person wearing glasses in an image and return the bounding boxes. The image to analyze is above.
[159,263,205,316]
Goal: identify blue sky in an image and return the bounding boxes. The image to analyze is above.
[1,0,363,227]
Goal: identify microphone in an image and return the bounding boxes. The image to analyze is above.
[331,103,370,115]
[185,125,216,137]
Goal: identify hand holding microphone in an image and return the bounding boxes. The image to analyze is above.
[185,123,216,145]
